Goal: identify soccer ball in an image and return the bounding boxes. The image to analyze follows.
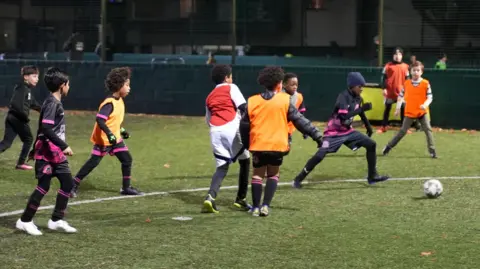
[423,179,443,198]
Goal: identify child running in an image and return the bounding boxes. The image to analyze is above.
[0,65,41,170]
[71,67,143,197]
[16,67,77,235]
[382,61,437,158]
[292,72,389,188]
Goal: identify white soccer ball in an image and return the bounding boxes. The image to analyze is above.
[423,179,443,198]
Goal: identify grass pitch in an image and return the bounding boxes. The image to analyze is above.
[0,111,479,269]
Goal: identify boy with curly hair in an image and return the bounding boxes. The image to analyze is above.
[240,66,322,217]
[71,67,143,197]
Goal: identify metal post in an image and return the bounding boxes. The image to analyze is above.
[378,0,384,67]
[231,0,237,65]
[100,0,107,63]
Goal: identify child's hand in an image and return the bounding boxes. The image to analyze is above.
[394,109,400,116]
[107,133,117,145]
[120,127,130,139]
[420,104,426,110]
[63,147,73,156]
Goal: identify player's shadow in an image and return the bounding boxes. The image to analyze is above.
[170,191,298,211]
[153,174,232,181]
[77,181,120,194]
[0,216,27,237]
[328,154,365,158]
[412,196,432,200]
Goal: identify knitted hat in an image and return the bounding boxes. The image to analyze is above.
[347,72,366,88]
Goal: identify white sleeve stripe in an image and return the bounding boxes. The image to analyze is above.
[229,84,246,108]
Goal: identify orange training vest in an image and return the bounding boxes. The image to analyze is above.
[247,92,290,152]
[287,92,304,135]
[90,97,125,146]
[404,79,429,118]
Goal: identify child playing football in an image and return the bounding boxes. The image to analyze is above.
[71,67,142,197]
[282,73,308,145]
[203,65,251,213]
[382,61,437,158]
[240,66,322,217]
[16,67,76,235]
[0,66,41,170]
[292,72,390,188]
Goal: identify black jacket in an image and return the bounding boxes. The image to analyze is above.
[8,82,41,122]
[240,91,322,150]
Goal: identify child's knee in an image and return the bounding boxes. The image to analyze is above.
[364,138,376,150]
[121,154,133,167]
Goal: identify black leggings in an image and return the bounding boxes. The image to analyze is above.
[0,114,33,165]
[75,151,133,189]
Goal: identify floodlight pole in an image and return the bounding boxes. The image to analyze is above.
[231,0,237,65]
[378,0,384,67]
[100,0,107,63]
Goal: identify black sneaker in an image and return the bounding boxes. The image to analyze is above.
[120,186,144,195]
[233,198,252,211]
[70,184,79,198]
[202,194,219,213]
[382,146,392,156]
[430,151,438,159]
[367,174,390,185]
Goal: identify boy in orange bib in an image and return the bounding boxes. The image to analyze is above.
[240,66,322,217]
[382,61,437,158]
[282,73,307,146]
[71,67,143,197]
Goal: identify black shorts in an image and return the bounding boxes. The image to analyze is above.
[320,131,372,153]
[251,151,286,168]
[92,141,129,157]
[35,159,71,179]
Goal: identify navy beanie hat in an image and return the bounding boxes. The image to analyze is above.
[347,72,366,88]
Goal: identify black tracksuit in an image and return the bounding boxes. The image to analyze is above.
[0,81,41,165]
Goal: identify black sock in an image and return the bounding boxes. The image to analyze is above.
[52,173,74,221]
[115,151,133,189]
[262,176,278,206]
[21,186,48,222]
[296,149,327,182]
[207,163,229,199]
[366,149,377,177]
[236,158,250,200]
[52,189,70,221]
[251,177,263,208]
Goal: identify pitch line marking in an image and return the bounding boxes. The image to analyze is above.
[1,175,479,218]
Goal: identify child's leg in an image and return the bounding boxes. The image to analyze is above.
[52,172,74,221]
[207,163,229,199]
[349,132,378,177]
[251,153,267,209]
[237,158,250,201]
[20,162,53,222]
[0,118,17,153]
[114,150,133,189]
[419,115,436,154]
[74,154,103,185]
[262,165,280,207]
[382,103,393,128]
[16,123,33,166]
[293,137,341,184]
[386,117,415,149]
[400,103,406,123]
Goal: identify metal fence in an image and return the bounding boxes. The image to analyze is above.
[0,0,479,68]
